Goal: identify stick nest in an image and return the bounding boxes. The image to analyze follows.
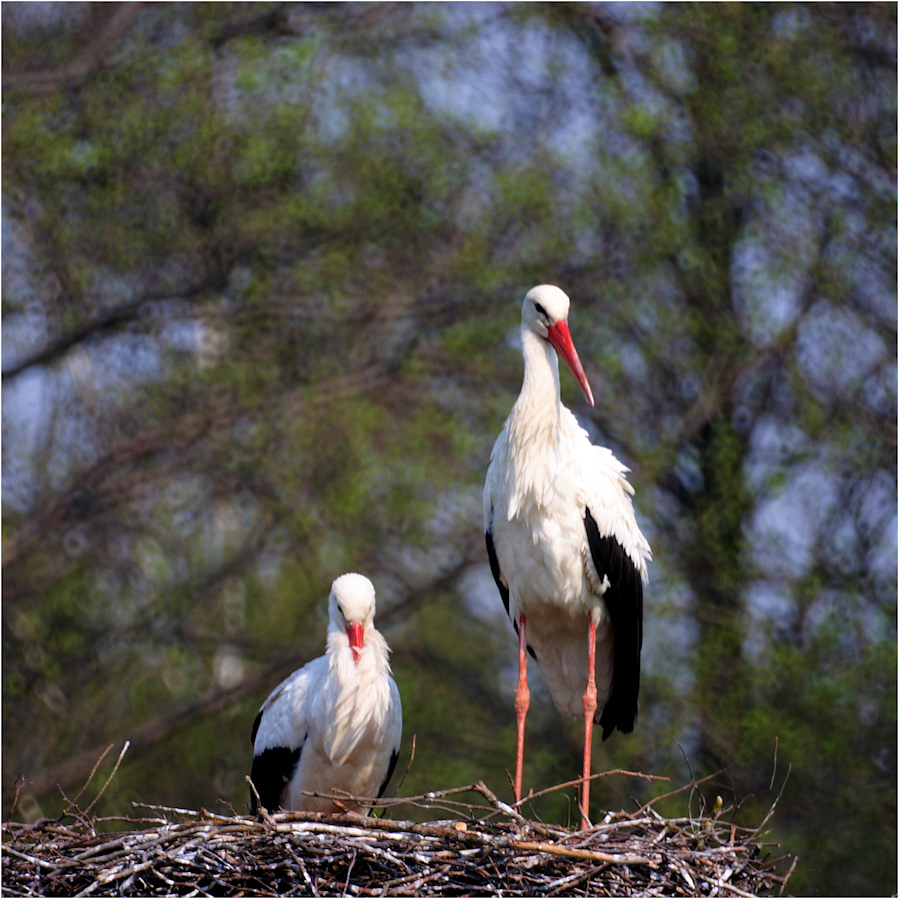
[3,779,795,897]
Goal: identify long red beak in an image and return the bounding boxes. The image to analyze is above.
[546,320,595,406]
[346,622,364,663]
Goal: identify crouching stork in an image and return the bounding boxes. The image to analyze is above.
[250,573,402,815]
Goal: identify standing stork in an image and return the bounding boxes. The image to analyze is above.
[483,285,650,829]
[250,573,402,815]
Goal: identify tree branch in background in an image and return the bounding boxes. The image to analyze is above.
[2,3,143,96]
[1,276,221,381]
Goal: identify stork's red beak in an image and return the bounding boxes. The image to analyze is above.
[546,320,595,406]
[346,622,364,663]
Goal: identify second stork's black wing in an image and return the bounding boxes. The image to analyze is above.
[584,508,643,739]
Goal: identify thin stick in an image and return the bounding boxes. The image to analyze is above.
[674,739,701,819]
[83,741,130,816]
[636,768,729,815]
[8,772,26,820]
[389,733,416,799]
[3,845,60,870]
[748,764,792,842]
[517,768,668,809]
[245,775,278,827]
[512,839,655,867]
[64,743,115,816]
[132,801,201,817]
[779,853,799,897]
[473,780,529,827]
[343,848,357,895]
[284,838,320,897]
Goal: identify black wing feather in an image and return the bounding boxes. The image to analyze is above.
[486,519,537,661]
[250,744,302,814]
[377,748,400,799]
[485,520,510,617]
[584,508,643,740]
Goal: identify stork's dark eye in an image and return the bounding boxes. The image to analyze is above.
[533,302,548,318]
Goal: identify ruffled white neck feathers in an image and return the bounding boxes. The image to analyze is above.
[316,622,393,766]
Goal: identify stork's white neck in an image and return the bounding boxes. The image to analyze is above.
[509,329,562,442]
[501,330,566,518]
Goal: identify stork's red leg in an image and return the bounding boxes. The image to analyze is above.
[513,614,529,803]
[580,614,598,830]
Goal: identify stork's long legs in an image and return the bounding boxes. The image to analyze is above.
[513,614,529,804]
[580,615,598,830]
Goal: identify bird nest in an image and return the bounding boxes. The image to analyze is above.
[2,774,796,897]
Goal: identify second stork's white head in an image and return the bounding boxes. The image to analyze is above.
[328,572,377,665]
[521,285,595,407]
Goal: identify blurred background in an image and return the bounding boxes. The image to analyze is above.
[2,3,895,895]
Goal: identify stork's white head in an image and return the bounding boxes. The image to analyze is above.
[521,284,571,335]
[521,285,594,406]
[329,573,376,664]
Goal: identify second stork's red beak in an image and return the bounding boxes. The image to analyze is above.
[546,320,595,407]
[346,621,364,663]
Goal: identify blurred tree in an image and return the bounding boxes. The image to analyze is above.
[2,3,895,895]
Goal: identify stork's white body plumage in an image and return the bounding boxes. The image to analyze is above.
[250,573,402,815]
[484,285,651,827]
